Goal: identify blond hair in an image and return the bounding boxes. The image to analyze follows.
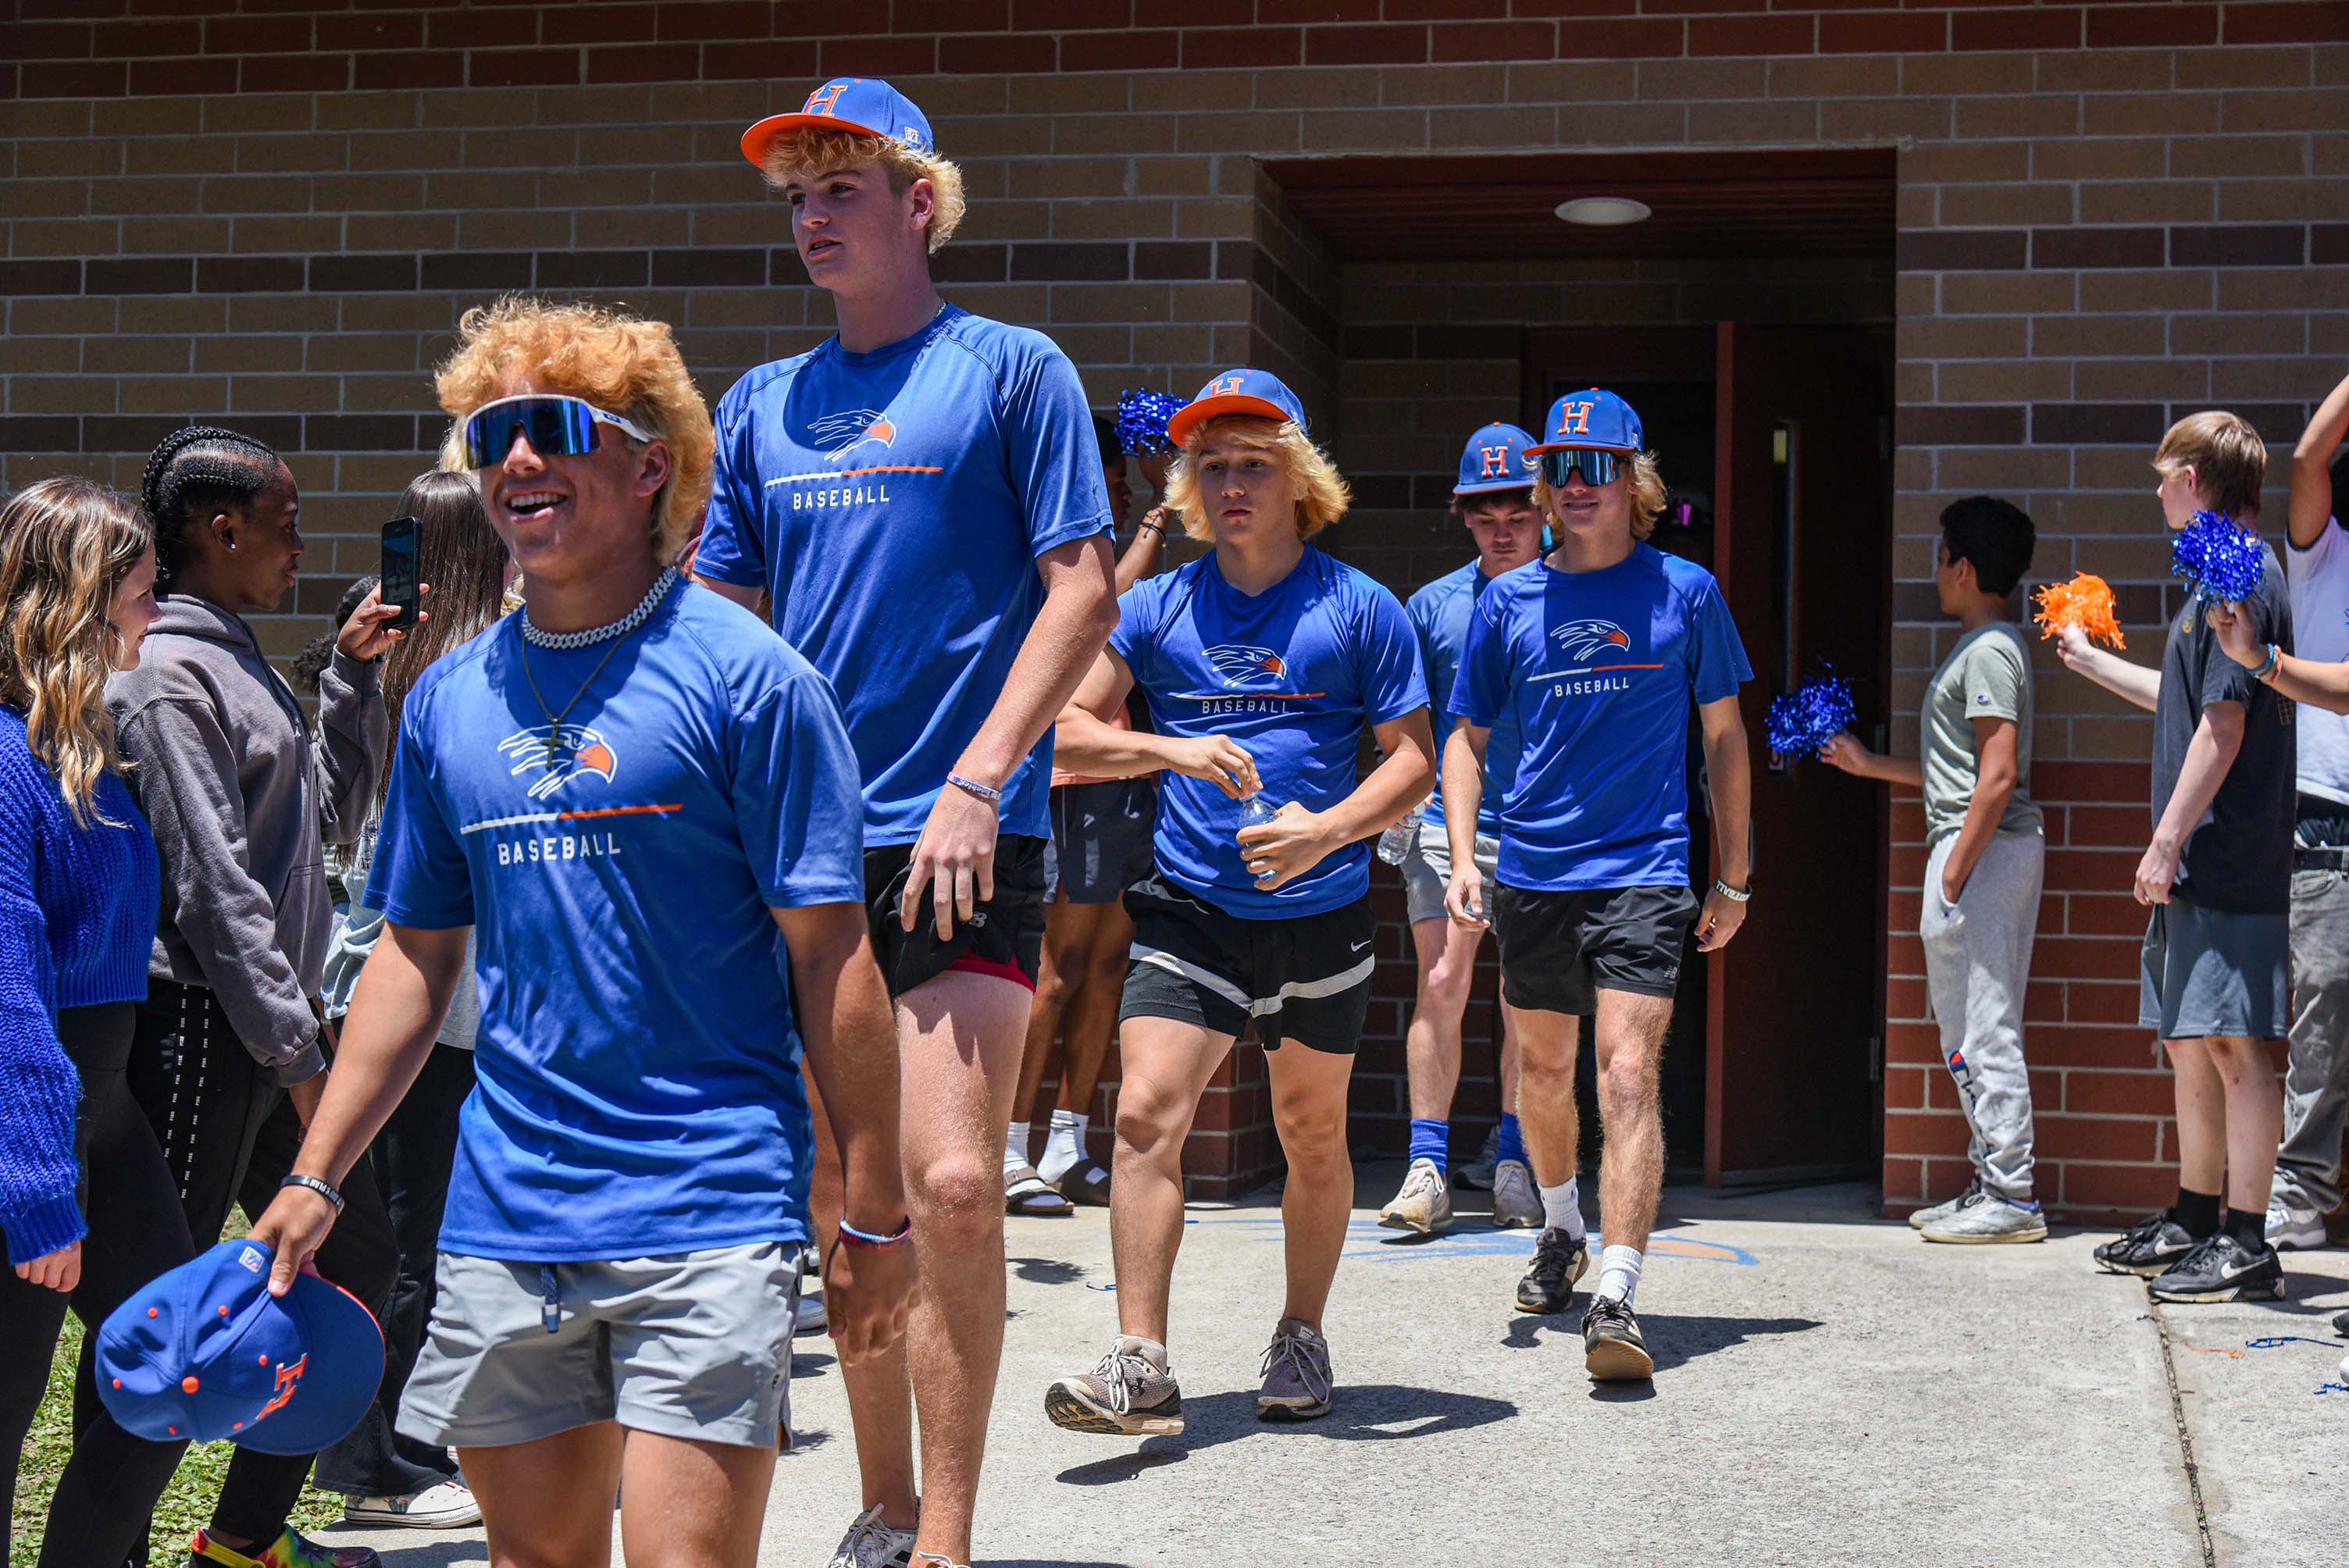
[434,296,715,566]
[758,127,967,255]
[1164,416,1350,543]
[1535,451,1669,541]
[2155,410,2268,519]
[0,478,152,825]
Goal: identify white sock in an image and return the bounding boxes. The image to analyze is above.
[1003,1120,1030,1174]
[1039,1109,1087,1184]
[1597,1244,1644,1306]
[1539,1177,1586,1241]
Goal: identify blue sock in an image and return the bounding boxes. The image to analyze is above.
[1409,1118,1449,1171]
[1496,1114,1526,1167]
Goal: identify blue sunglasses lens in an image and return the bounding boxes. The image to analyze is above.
[463,398,598,468]
[1540,449,1618,487]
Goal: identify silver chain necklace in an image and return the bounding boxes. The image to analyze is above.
[518,566,679,650]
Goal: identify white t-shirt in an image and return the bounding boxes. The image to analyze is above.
[2289,516,2349,803]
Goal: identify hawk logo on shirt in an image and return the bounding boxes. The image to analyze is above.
[497,724,618,800]
[808,409,898,464]
[1203,643,1289,686]
[1550,619,1633,662]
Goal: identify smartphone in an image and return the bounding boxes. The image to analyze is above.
[379,515,419,633]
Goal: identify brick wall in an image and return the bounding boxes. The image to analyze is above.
[5,2,2345,1210]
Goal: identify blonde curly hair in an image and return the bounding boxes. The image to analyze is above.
[758,127,967,255]
[1535,451,1670,541]
[0,478,152,825]
[434,296,714,566]
[1164,415,1350,543]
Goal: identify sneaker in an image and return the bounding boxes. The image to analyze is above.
[191,1529,379,1568]
[1514,1226,1589,1313]
[1491,1158,1543,1229]
[343,1480,479,1528]
[1919,1190,2047,1245]
[795,1287,829,1336]
[1060,1163,1113,1206]
[1377,1158,1452,1234]
[1044,1336,1183,1436]
[824,1503,916,1568]
[2093,1211,2201,1277]
[1581,1295,1654,1381]
[2147,1232,2286,1303]
[2334,1308,2349,1337]
[1456,1124,1501,1189]
[1907,1177,1982,1231]
[2265,1192,2328,1250]
[1256,1317,1333,1421]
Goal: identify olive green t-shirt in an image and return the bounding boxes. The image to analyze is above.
[1922,622,2042,846]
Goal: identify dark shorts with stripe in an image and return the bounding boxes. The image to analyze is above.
[1491,882,1699,1017]
[1048,777,1158,904]
[1117,875,1375,1054]
[863,834,1049,998]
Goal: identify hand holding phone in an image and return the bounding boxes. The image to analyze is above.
[380,515,420,633]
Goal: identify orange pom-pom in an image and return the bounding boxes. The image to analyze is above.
[2034,572,2126,650]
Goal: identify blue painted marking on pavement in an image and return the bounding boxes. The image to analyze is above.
[1188,1215,1758,1265]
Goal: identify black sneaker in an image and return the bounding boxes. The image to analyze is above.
[2333,1308,2349,1337]
[1581,1295,1653,1381]
[2147,1232,2285,1303]
[2092,1211,2201,1277]
[1514,1227,1588,1313]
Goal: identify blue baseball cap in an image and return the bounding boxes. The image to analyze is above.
[1164,369,1309,449]
[96,1239,383,1456]
[741,78,936,169]
[1527,389,1644,455]
[1454,422,1538,496]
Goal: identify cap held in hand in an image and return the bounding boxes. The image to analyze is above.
[95,1238,384,1455]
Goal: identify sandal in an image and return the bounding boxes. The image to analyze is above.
[1005,1163,1074,1215]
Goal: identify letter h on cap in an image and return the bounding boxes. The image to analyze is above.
[1479,445,1510,478]
[804,82,850,115]
[1557,401,1594,437]
[1210,375,1246,397]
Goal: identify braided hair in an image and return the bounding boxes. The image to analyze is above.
[139,425,285,589]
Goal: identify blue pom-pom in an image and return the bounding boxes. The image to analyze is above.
[1765,672,1858,761]
[1115,389,1185,455]
[2171,510,2265,605]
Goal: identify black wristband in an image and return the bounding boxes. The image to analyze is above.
[280,1173,344,1215]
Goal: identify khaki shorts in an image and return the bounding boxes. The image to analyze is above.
[1399,817,1501,926]
[397,1242,797,1451]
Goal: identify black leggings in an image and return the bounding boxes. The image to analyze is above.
[0,1002,195,1568]
[114,979,434,1550]
[368,1039,474,1481]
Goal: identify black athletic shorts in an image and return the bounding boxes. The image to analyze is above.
[1048,778,1157,905]
[1491,882,1699,1017]
[863,833,1049,998]
[1117,875,1375,1053]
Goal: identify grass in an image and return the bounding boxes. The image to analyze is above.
[11,1214,340,1567]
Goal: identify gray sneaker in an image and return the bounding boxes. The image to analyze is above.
[1045,1336,1183,1436]
[1377,1158,1452,1234]
[1257,1317,1334,1420]
[1919,1189,2047,1245]
[1490,1158,1543,1229]
[1908,1178,1981,1231]
[1457,1124,1502,1189]
[825,1503,916,1568]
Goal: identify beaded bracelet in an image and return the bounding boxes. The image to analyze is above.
[838,1216,913,1250]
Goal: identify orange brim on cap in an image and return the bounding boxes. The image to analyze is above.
[1523,438,1639,455]
[1164,394,1296,449]
[740,112,892,170]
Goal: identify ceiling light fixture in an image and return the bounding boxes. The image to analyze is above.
[1554,196,1652,226]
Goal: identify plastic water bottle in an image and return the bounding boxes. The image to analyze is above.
[1376,803,1424,866]
[1238,791,1280,882]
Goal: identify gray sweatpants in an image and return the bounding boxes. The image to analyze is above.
[1920,831,2044,1203]
[2276,865,2349,1213]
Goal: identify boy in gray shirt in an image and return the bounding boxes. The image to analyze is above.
[1824,497,2047,1242]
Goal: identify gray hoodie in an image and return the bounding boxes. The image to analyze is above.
[109,595,384,1085]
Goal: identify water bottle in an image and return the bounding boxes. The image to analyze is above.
[1238,790,1280,882]
[1375,802,1424,866]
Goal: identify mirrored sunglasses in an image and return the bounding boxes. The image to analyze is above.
[462,394,655,469]
[1538,448,1620,488]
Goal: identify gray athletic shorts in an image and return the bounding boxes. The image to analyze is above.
[397,1242,799,1451]
[1399,817,1500,926]
[2139,897,2289,1041]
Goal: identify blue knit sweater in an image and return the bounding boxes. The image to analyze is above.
[0,704,159,1267]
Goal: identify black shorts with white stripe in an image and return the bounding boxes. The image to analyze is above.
[1116,875,1376,1054]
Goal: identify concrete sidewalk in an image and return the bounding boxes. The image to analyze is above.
[326,1173,2345,1566]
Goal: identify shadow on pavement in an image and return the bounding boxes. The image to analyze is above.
[1502,1310,1823,1381]
[1012,1256,1089,1285]
[1053,1383,1515,1484]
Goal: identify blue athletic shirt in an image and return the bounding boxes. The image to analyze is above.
[1112,547,1428,918]
[1453,544,1752,893]
[696,305,1114,846]
[365,584,865,1263]
[1406,560,1520,836]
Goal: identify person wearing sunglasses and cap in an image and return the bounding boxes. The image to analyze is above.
[1443,389,1755,1381]
[1039,369,1435,1438]
[244,296,918,1568]
[693,80,1117,1568]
